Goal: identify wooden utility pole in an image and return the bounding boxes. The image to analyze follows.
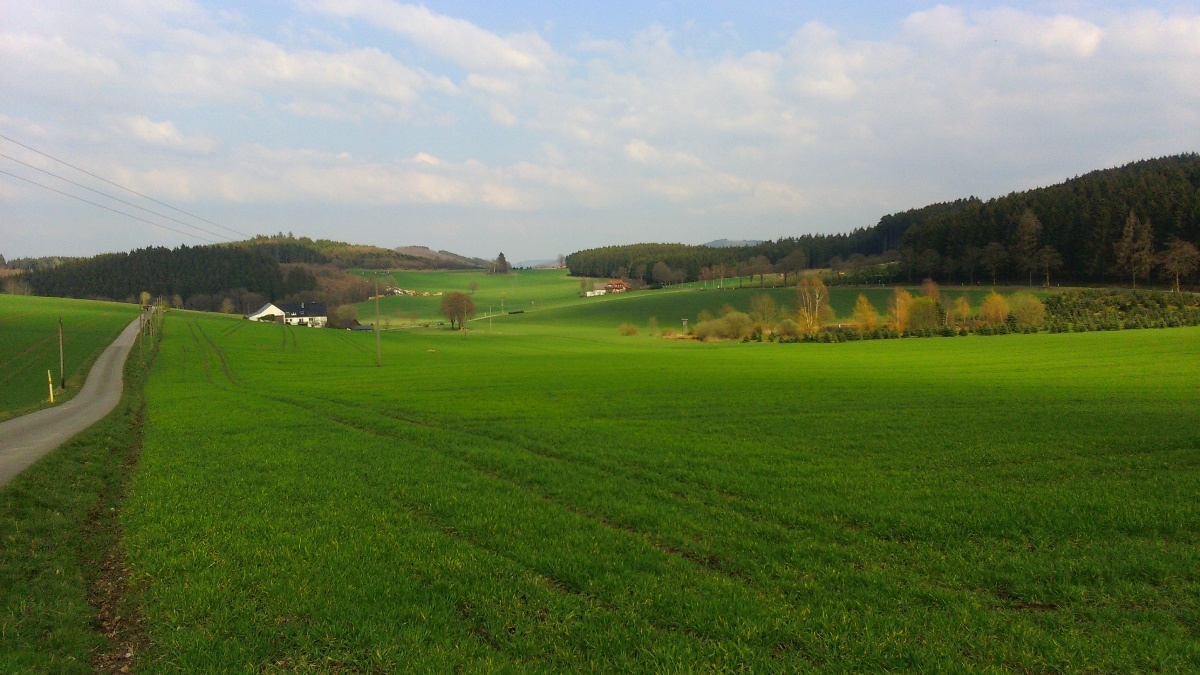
[58,316,65,389]
[374,274,382,367]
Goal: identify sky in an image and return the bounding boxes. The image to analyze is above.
[2,1,1199,262]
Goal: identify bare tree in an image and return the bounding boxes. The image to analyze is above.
[1033,246,1063,287]
[748,293,779,330]
[1160,239,1200,293]
[1114,212,1155,289]
[468,281,479,295]
[440,291,476,329]
[776,248,807,286]
[749,255,772,287]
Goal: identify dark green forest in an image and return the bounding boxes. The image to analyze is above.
[567,154,1200,286]
[26,245,283,303]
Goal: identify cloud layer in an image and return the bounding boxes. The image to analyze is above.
[2,1,1198,258]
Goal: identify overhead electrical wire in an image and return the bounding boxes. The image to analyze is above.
[0,152,234,243]
[0,132,252,240]
[0,169,220,244]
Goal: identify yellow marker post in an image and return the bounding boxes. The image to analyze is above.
[48,370,55,403]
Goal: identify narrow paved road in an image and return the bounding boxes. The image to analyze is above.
[0,314,143,488]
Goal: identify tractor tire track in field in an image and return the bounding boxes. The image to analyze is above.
[161,325,799,660]
[357,402,861,572]
[318,397,757,580]
[290,393,762,591]
[185,323,216,387]
[253,391,758,654]
[195,324,237,385]
[220,320,247,338]
[319,397,816,578]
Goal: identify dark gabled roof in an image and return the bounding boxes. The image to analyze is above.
[277,302,327,317]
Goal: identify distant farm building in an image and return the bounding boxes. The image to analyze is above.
[605,279,629,293]
[245,302,328,327]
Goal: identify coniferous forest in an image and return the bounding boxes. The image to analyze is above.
[25,245,284,302]
[567,154,1200,286]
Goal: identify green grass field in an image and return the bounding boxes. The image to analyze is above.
[352,269,586,325]
[0,295,139,419]
[118,287,1200,671]
[356,268,1016,332]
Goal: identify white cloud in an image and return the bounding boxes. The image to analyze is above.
[303,0,558,72]
[3,2,1200,259]
[115,116,215,153]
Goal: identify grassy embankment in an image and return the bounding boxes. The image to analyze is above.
[121,295,1200,672]
[0,295,139,420]
[0,303,159,673]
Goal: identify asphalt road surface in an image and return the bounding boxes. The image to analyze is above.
[0,314,143,488]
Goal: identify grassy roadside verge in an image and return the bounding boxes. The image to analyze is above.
[0,314,159,673]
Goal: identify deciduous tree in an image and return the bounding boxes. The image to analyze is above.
[1032,246,1063,287]
[953,295,972,326]
[776,249,806,286]
[981,291,1010,326]
[981,242,1007,286]
[888,288,914,332]
[1114,212,1155,288]
[748,293,779,329]
[795,276,831,335]
[851,294,880,331]
[440,291,476,329]
[1013,209,1043,286]
[1159,239,1200,293]
[909,296,939,330]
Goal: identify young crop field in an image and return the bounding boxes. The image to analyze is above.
[121,299,1200,672]
[0,294,139,419]
[357,267,1020,332]
[352,269,586,325]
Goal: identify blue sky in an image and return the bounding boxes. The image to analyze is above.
[2,1,1199,261]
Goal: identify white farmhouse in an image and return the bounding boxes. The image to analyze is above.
[245,302,328,327]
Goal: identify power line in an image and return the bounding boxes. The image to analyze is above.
[0,169,220,244]
[0,152,235,243]
[0,132,252,240]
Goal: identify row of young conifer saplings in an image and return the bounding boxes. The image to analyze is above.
[620,279,1200,342]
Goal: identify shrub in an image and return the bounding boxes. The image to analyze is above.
[618,323,639,336]
[647,317,659,335]
[909,296,940,330]
[776,318,800,338]
[1010,293,1045,326]
[722,311,753,339]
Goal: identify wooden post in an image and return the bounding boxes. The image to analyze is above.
[48,370,54,403]
[58,316,65,389]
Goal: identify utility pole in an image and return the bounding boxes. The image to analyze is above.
[374,273,382,367]
[489,306,492,331]
[58,316,65,389]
